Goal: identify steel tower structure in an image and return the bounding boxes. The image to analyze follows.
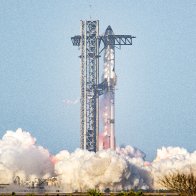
[72,20,99,152]
[71,20,135,152]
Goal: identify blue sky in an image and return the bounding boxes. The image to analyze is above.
[0,0,195,160]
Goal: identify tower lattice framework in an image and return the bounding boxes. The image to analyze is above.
[77,21,99,152]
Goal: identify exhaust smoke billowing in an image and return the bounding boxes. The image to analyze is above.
[0,129,195,192]
[54,146,151,192]
[0,129,54,184]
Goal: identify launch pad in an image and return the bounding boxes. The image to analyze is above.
[71,20,135,152]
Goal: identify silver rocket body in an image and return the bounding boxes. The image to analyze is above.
[99,26,117,150]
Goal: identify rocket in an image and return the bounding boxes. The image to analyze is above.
[99,26,117,151]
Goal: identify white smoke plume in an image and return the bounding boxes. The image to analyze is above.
[0,129,54,184]
[0,129,195,192]
[62,98,79,106]
[150,146,196,189]
[54,147,152,192]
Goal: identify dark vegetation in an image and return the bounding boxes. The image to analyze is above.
[0,191,180,196]
[159,172,196,196]
[0,188,182,196]
[87,189,144,195]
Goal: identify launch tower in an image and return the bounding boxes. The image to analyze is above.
[71,20,135,152]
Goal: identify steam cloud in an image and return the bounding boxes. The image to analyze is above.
[0,129,195,192]
[150,146,196,189]
[54,147,151,192]
[0,129,54,184]
[62,98,79,106]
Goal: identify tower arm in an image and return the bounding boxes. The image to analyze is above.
[98,35,136,46]
[98,35,136,54]
[71,35,136,47]
[71,35,81,46]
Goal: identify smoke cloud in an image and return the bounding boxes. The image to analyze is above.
[0,129,54,184]
[54,147,151,192]
[150,146,196,189]
[62,98,79,106]
[0,129,195,192]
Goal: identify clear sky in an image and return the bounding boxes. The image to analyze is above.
[0,0,195,160]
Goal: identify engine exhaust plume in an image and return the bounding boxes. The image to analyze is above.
[0,128,54,184]
[0,129,196,192]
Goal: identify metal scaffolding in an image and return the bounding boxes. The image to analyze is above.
[71,20,135,152]
[72,21,99,152]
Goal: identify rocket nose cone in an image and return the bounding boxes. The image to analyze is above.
[105,25,114,35]
[106,25,112,31]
